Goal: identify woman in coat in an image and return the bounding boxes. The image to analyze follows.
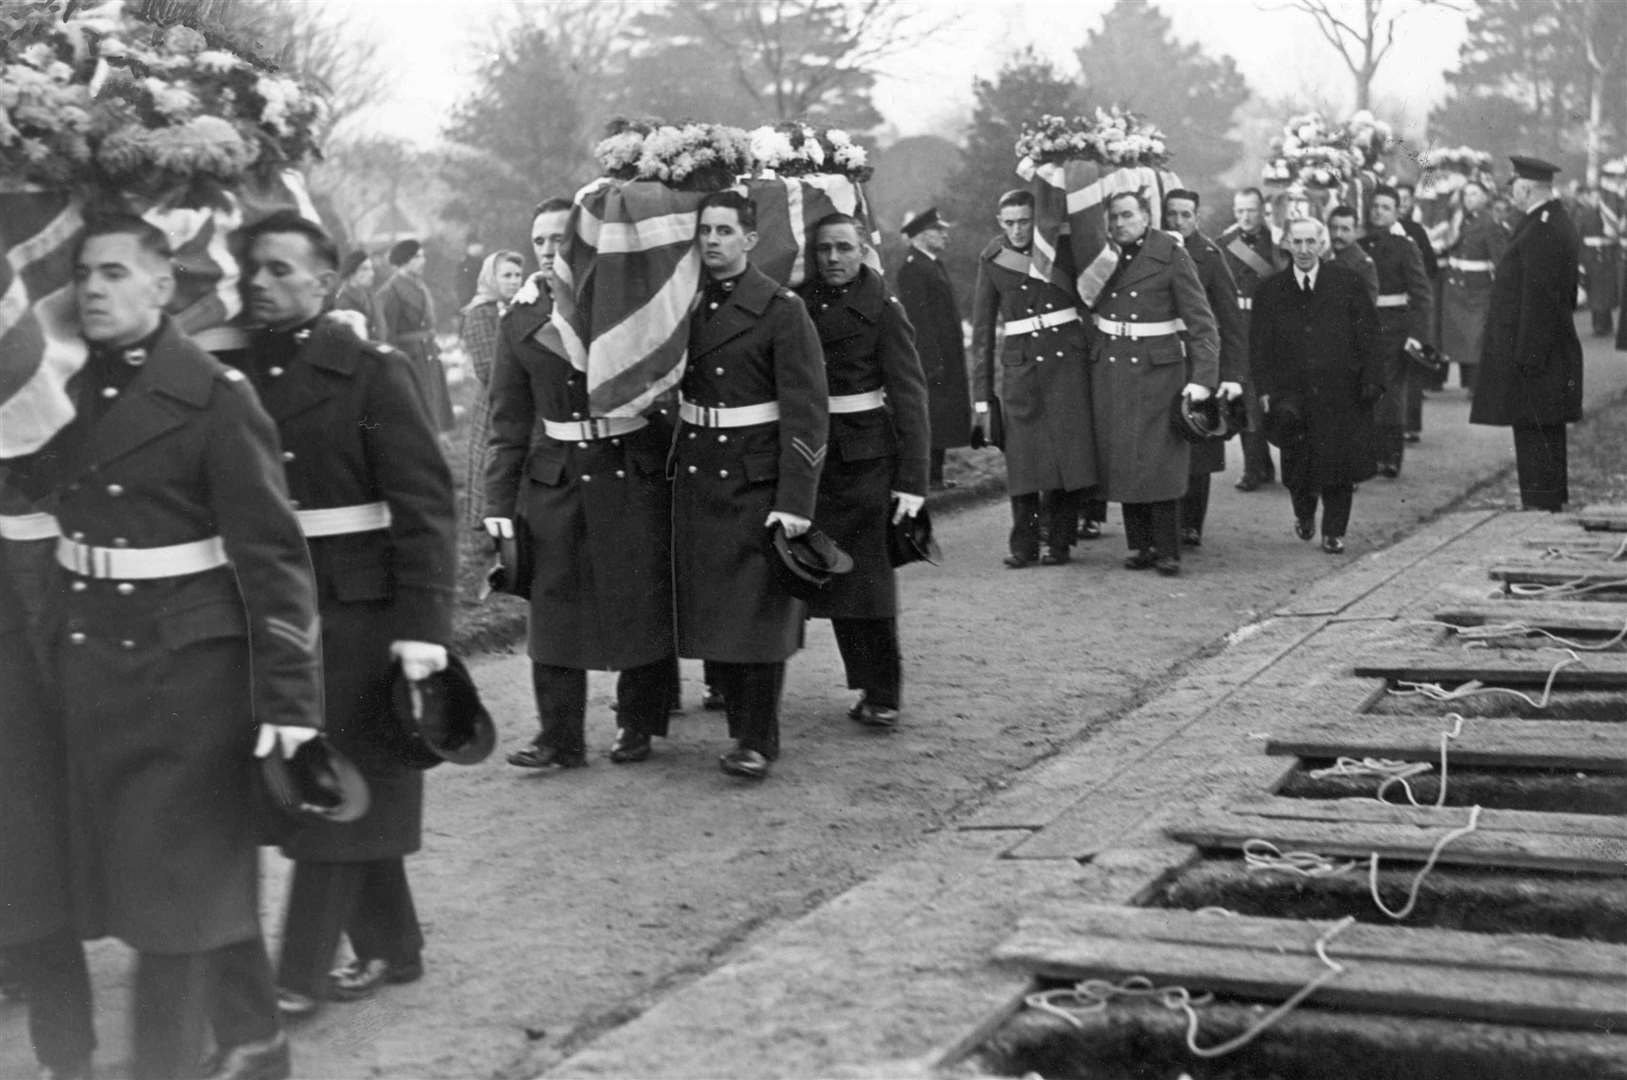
[457,250,524,530]
[377,238,456,433]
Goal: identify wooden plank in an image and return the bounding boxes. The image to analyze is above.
[1433,598,1627,635]
[1574,506,1627,532]
[995,905,1627,1030]
[1352,648,1627,687]
[1488,559,1627,587]
[1520,536,1627,554]
[1266,717,1627,772]
[1168,812,1627,875]
[1225,793,1627,841]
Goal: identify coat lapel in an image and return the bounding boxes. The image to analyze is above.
[691,266,775,358]
[263,322,357,423]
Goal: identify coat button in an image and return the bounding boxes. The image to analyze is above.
[616,470,626,478]
[572,411,582,420]
[117,582,135,595]
[71,531,86,541]
[290,498,301,508]
[715,367,726,376]
[1055,351,1064,358]
[121,639,136,650]
[269,366,284,377]
[1130,357,1139,364]
[719,469,729,478]
[71,580,87,592]
[282,451,295,462]
[718,434,728,443]
[688,432,696,439]
[101,386,119,399]
[69,632,86,645]
[1036,356,1044,363]
[106,483,124,496]
[112,537,128,548]
[687,465,697,474]
[612,438,621,446]
[578,441,589,449]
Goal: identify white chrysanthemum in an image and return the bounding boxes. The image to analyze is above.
[749,126,794,169]
[194,50,243,74]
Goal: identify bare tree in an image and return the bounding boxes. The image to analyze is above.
[1272,0,1468,111]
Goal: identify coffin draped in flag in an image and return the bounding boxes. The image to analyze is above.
[0,171,321,458]
[747,173,879,288]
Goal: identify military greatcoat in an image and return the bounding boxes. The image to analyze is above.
[1182,231,1247,475]
[485,291,674,671]
[674,265,828,663]
[970,240,1096,495]
[796,264,931,620]
[1440,210,1507,373]
[1576,200,1619,323]
[45,319,322,953]
[227,318,456,863]
[895,248,972,449]
[1358,226,1433,433]
[1470,199,1584,428]
[1090,230,1220,503]
[376,269,454,432]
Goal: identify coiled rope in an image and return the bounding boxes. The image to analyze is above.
[1389,648,1580,710]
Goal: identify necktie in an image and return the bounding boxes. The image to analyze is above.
[1300,273,1312,294]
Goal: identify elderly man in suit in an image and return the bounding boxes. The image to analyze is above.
[672,190,828,779]
[1252,217,1383,554]
[1470,156,1584,511]
[895,208,972,491]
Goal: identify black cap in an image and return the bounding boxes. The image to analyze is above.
[388,238,422,266]
[902,207,950,237]
[1509,155,1561,182]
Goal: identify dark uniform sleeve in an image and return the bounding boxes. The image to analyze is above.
[1400,238,1434,344]
[1356,252,1380,305]
[969,255,998,402]
[204,371,324,730]
[1199,249,1247,385]
[1351,272,1384,391]
[879,293,932,497]
[1171,247,1220,386]
[376,280,400,342]
[770,291,830,520]
[362,345,458,644]
[484,319,532,521]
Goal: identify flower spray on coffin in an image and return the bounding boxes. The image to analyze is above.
[743,124,878,289]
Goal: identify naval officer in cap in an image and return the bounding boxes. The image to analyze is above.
[895,208,972,490]
[1469,155,1583,511]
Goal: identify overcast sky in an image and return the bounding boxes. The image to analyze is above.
[330,0,1470,145]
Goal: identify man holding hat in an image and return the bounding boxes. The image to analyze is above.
[1470,156,1584,511]
[230,210,457,1021]
[796,213,931,729]
[376,238,455,433]
[895,207,972,490]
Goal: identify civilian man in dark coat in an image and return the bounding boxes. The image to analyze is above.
[1251,217,1383,554]
[376,239,455,433]
[797,214,931,728]
[0,473,93,1080]
[971,189,1097,567]
[895,208,971,489]
[673,190,828,779]
[230,212,457,1020]
[1470,156,1584,511]
[1220,187,1285,492]
[48,215,323,1080]
[1163,189,1247,548]
[485,198,676,768]
[1360,186,1433,476]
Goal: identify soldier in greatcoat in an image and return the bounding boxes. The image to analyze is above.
[1162,189,1246,548]
[1439,180,1507,392]
[673,190,828,779]
[1575,186,1619,339]
[228,211,457,1021]
[1252,217,1383,555]
[1091,190,1220,576]
[1326,206,1380,303]
[1360,185,1433,477]
[1220,187,1285,492]
[0,470,93,1080]
[376,239,455,433]
[46,215,323,1080]
[1470,156,1584,511]
[796,215,931,728]
[970,189,1096,567]
[894,208,971,490]
[484,198,676,768]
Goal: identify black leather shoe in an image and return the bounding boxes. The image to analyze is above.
[1039,548,1071,565]
[609,729,652,763]
[1180,527,1202,547]
[719,744,770,779]
[1124,549,1157,570]
[847,698,900,729]
[275,987,319,1020]
[203,1032,290,1080]
[1079,520,1103,540]
[1404,432,1420,443]
[1294,517,1315,542]
[1154,555,1181,576]
[1234,474,1260,492]
[506,744,587,769]
[1378,463,1400,478]
[1322,536,1346,555]
[701,686,726,711]
[1004,553,1036,569]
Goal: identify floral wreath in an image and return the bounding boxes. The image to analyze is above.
[1014,107,1170,169]
[592,117,873,189]
[747,122,871,181]
[1262,111,1377,189]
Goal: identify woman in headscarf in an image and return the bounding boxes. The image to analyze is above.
[331,250,381,338]
[458,250,525,528]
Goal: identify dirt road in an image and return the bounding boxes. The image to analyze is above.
[5,332,1625,1080]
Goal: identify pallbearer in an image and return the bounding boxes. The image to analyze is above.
[1359,185,1432,476]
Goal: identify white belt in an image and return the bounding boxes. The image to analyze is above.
[1583,236,1613,248]
[1236,297,1253,311]
[679,399,781,428]
[1448,258,1495,272]
[1092,316,1182,339]
[542,416,649,442]
[0,511,59,541]
[297,502,392,538]
[57,536,228,579]
[1376,293,1410,308]
[828,389,886,414]
[1004,309,1081,336]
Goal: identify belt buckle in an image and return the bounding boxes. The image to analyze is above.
[93,546,112,579]
[586,418,607,439]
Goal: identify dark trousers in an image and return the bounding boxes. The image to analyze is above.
[1123,499,1181,558]
[832,618,901,709]
[1513,424,1569,511]
[1290,483,1355,538]
[928,447,947,486]
[531,656,675,751]
[1181,472,1211,536]
[709,661,784,758]
[1240,388,1275,481]
[1592,308,1614,337]
[1376,423,1407,471]
[277,859,422,1000]
[1082,490,1107,525]
[1011,489,1082,558]
[1459,364,1477,392]
[133,938,278,1080]
[1405,367,1423,434]
[8,927,95,1073]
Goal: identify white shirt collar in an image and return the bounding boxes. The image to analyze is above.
[1297,262,1319,291]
